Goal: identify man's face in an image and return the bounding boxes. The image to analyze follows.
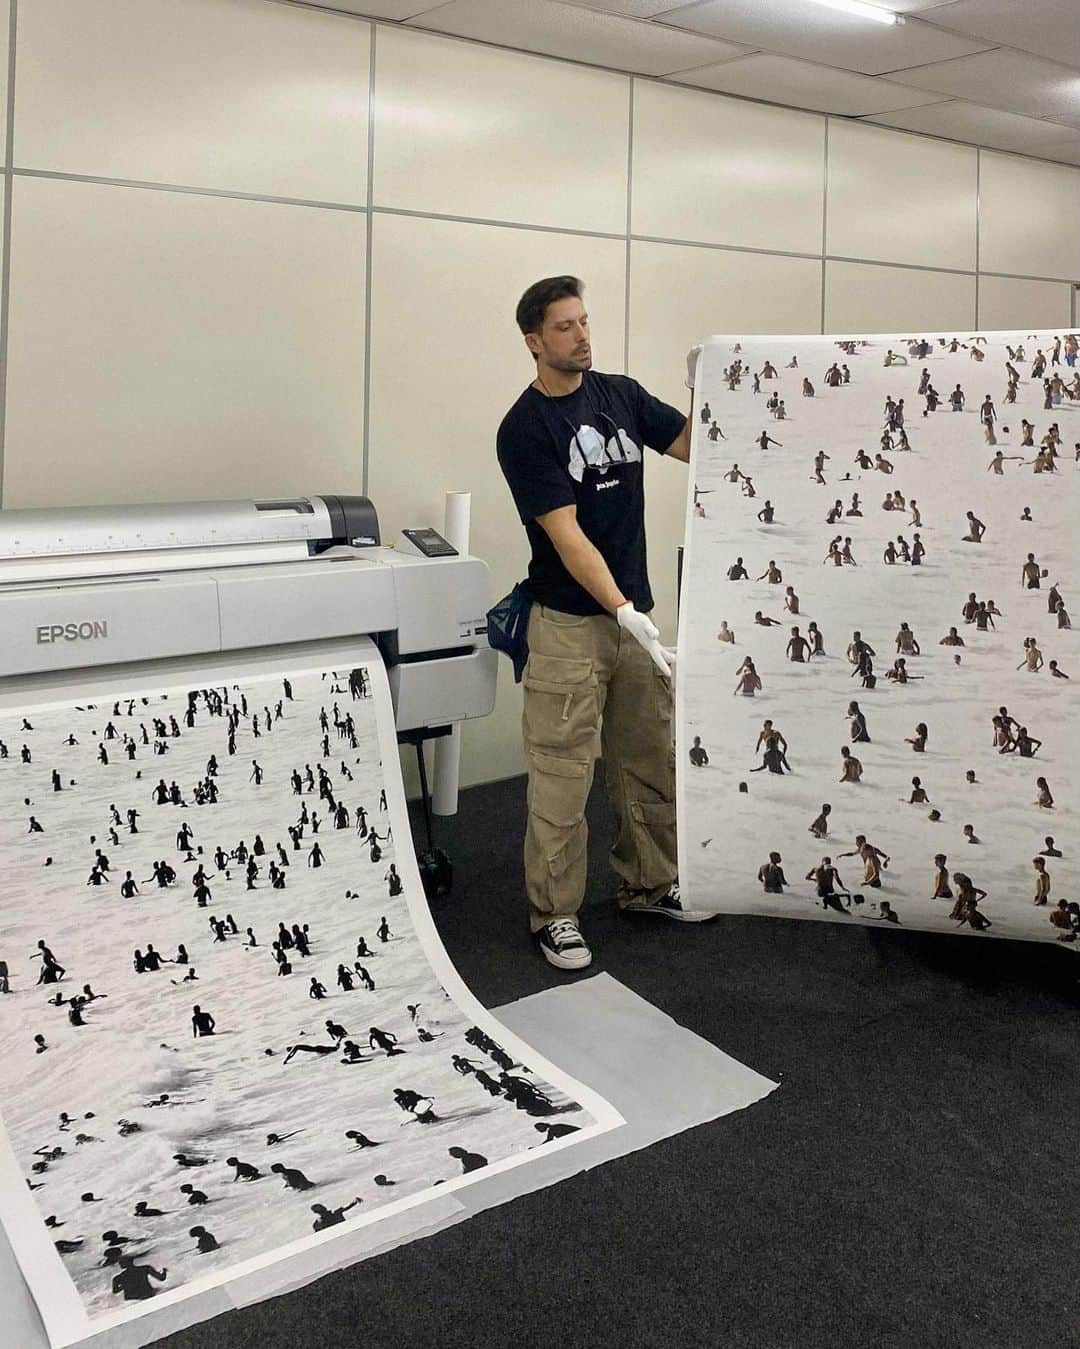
[528,297,591,372]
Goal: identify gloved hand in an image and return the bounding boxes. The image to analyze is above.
[616,601,676,677]
[685,344,703,390]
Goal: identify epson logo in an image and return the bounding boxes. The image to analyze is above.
[36,621,109,644]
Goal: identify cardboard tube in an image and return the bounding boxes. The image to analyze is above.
[442,491,471,555]
[433,492,471,815]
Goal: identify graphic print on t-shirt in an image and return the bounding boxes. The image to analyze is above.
[566,423,642,483]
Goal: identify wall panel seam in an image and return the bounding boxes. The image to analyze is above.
[632,232,822,262]
[974,148,981,328]
[0,0,18,507]
[10,167,369,213]
[980,270,1079,285]
[820,117,829,335]
[624,77,633,379]
[371,204,625,242]
[362,22,375,499]
[824,254,973,279]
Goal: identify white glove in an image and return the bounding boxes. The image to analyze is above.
[685,344,703,390]
[616,602,676,677]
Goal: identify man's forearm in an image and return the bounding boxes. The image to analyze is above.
[554,532,627,615]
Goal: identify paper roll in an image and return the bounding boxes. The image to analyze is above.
[432,725,462,818]
[442,491,471,555]
[434,492,471,815]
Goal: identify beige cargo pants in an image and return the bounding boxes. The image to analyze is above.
[522,602,678,933]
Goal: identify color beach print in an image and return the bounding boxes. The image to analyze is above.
[679,331,1078,943]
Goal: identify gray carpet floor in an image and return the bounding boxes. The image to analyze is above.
[156,772,1080,1349]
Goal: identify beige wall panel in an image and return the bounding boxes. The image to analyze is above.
[827,119,977,272]
[632,80,825,256]
[368,213,627,788]
[374,26,628,234]
[978,151,1080,281]
[15,0,370,203]
[630,240,823,653]
[977,274,1072,331]
[0,0,8,157]
[3,176,366,508]
[825,260,976,334]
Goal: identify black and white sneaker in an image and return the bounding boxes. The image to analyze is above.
[537,919,593,970]
[621,882,714,923]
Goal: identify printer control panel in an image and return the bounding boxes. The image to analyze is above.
[399,527,458,558]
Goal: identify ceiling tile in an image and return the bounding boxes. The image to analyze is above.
[575,0,953,9]
[867,98,1080,164]
[315,0,447,17]
[658,0,995,76]
[874,1,967,9]
[670,51,951,116]
[1042,143,1080,167]
[564,0,687,15]
[406,0,752,76]
[886,48,1080,120]
[912,0,1080,68]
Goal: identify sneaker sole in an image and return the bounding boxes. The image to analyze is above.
[622,904,716,924]
[538,942,593,970]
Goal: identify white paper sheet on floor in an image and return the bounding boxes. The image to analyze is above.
[1,970,777,1349]
[0,640,623,1347]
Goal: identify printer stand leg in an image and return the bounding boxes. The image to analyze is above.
[414,741,436,856]
[398,733,454,901]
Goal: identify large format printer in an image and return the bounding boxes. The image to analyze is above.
[0,495,498,891]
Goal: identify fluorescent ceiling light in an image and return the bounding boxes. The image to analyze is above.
[803,0,900,24]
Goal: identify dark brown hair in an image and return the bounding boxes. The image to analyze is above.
[515,276,583,345]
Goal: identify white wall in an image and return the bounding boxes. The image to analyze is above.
[2,0,1078,788]
[4,177,368,508]
[631,81,825,256]
[826,120,977,273]
[825,260,977,334]
[373,26,628,233]
[978,151,1080,281]
[976,275,1073,331]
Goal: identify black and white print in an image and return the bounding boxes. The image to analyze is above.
[679,330,1078,944]
[0,656,620,1344]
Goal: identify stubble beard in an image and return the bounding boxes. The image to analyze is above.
[548,351,592,374]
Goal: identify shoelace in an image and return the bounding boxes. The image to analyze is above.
[547,919,583,946]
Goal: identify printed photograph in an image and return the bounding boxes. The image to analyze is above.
[0,662,614,1337]
[679,331,1078,944]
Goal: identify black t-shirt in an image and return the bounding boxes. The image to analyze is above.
[496,370,685,616]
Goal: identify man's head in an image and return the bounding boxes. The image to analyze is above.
[516,276,590,371]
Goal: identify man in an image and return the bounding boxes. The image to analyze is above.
[497,276,711,971]
[805,857,850,914]
[111,1254,168,1301]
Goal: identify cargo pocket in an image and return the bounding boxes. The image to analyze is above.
[630,798,675,830]
[652,666,675,723]
[628,797,678,892]
[523,652,600,755]
[526,750,591,887]
[528,750,590,828]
